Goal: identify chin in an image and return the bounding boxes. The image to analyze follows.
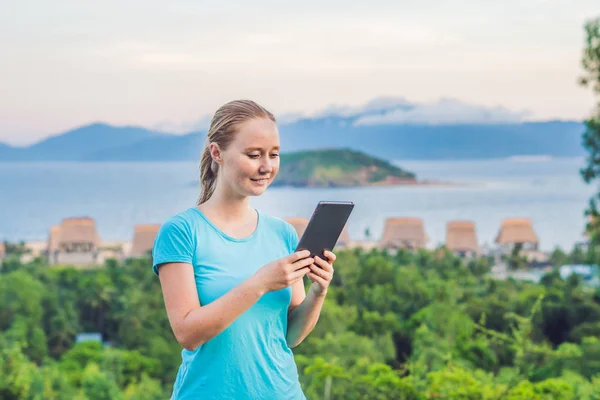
[249,186,268,196]
[244,178,273,196]
[239,185,263,197]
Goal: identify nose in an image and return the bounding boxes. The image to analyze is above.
[259,159,274,174]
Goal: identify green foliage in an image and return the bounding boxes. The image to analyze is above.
[425,365,503,399]
[580,16,600,245]
[80,363,122,400]
[2,241,600,398]
[1,241,30,258]
[507,243,529,270]
[0,342,76,400]
[122,374,166,400]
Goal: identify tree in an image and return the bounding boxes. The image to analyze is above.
[579,17,600,244]
[0,271,48,363]
[80,363,122,400]
[507,243,528,270]
[123,374,166,400]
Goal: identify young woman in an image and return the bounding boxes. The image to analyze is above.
[152,100,336,399]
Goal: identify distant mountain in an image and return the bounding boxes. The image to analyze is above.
[0,142,27,161]
[0,142,13,154]
[274,148,416,187]
[86,132,203,161]
[0,98,587,162]
[279,119,585,160]
[5,123,169,161]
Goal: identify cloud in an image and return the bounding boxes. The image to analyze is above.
[276,97,530,126]
[151,115,212,134]
[353,98,531,125]
[277,112,307,124]
[309,97,413,119]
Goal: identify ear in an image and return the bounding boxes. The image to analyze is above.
[209,143,223,165]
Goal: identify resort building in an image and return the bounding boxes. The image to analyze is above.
[495,218,539,252]
[495,218,548,264]
[379,217,428,251]
[445,220,480,258]
[47,217,102,266]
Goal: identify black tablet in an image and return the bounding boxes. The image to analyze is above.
[295,201,355,258]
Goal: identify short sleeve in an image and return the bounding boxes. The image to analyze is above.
[152,216,195,275]
[285,222,299,255]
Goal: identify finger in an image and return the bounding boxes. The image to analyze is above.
[289,250,311,262]
[313,256,328,269]
[292,256,314,270]
[323,251,336,263]
[290,274,307,286]
[290,266,310,280]
[310,264,332,281]
[307,272,327,286]
[314,256,334,273]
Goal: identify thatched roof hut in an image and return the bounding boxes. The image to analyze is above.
[53,217,100,252]
[379,217,428,249]
[445,220,479,254]
[130,224,161,258]
[495,218,538,245]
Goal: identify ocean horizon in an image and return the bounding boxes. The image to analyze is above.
[1,156,594,252]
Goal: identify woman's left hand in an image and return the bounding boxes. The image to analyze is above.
[307,250,336,297]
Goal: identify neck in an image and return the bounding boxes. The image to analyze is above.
[200,183,252,221]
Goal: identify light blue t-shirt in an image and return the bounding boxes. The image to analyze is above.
[152,207,306,400]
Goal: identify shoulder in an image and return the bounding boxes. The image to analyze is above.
[152,208,200,274]
[158,207,204,234]
[154,207,207,250]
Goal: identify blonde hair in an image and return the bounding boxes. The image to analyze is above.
[197,100,276,205]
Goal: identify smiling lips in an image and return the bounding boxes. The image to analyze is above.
[251,177,269,185]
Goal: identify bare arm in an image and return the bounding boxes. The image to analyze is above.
[158,262,263,351]
[286,282,326,348]
[286,251,336,348]
[158,251,313,351]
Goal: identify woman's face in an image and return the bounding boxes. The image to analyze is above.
[216,117,280,198]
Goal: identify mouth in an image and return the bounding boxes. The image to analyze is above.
[250,177,269,185]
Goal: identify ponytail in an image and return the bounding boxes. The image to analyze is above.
[198,145,218,205]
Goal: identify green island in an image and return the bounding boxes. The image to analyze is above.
[274,149,418,188]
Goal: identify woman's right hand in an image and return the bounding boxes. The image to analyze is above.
[253,250,314,293]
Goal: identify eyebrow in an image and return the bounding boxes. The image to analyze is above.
[244,146,280,152]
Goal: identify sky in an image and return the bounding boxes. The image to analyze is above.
[1,0,599,145]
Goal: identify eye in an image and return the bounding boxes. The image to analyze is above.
[270,153,280,158]
[248,154,260,159]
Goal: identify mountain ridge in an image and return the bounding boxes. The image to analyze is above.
[0,120,584,162]
[0,98,587,161]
